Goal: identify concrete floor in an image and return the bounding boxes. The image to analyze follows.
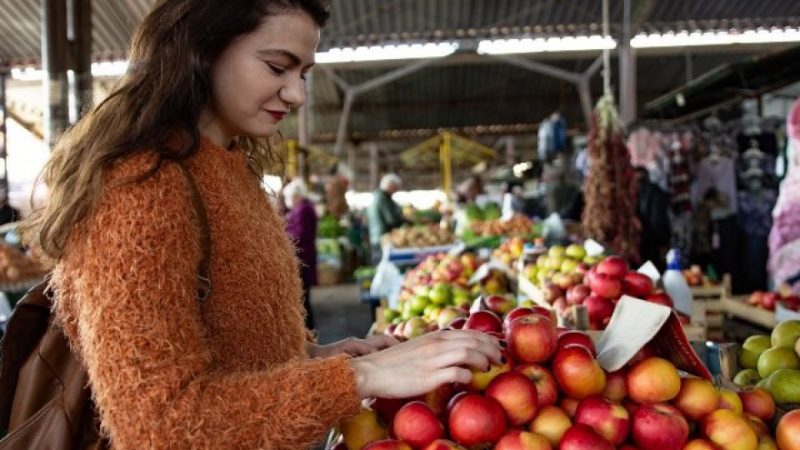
[310,283,375,344]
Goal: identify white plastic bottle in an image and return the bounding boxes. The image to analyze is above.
[662,249,693,316]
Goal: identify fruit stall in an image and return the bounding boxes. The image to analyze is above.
[337,228,800,450]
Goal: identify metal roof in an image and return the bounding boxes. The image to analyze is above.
[2,0,800,64]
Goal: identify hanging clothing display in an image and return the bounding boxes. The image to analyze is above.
[769,98,800,291]
[738,188,776,292]
[691,155,738,217]
[668,139,692,215]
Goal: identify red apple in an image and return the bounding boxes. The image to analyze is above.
[748,292,764,307]
[597,256,628,279]
[553,345,607,399]
[494,429,553,450]
[583,295,615,329]
[464,310,502,333]
[487,372,539,426]
[618,446,641,450]
[448,317,466,329]
[363,440,414,450]
[574,395,630,445]
[503,307,535,332]
[632,403,689,450]
[438,307,468,329]
[567,285,592,306]
[588,274,622,300]
[393,401,444,448]
[702,409,757,450]
[645,291,673,308]
[552,298,569,318]
[602,370,627,402]
[530,306,555,321]
[672,378,720,421]
[761,293,779,311]
[559,424,614,450]
[422,439,467,450]
[507,315,558,364]
[556,331,597,356]
[738,388,775,422]
[622,272,655,298]
[530,405,572,447]
[516,364,559,408]
[626,357,681,403]
[486,294,516,316]
[448,394,507,447]
[777,409,800,450]
[560,397,580,418]
[543,282,564,304]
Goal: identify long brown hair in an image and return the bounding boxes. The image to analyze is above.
[24,0,329,259]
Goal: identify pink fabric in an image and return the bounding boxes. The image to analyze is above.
[768,97,800,286]
[789,98,800,141]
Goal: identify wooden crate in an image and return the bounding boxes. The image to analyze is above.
[691,274,731,339]
[721,296,776,329]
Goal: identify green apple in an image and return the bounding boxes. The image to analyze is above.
[739,335,772,370]
[414,285,431,298]
[401,301,416,320]
[758,347,800,378]
[583,255,602,265]
[383,308,400,323]
[760,369,800,405]
[566,244,587,260]
[429,283,452,305]
[548,245,566,258]
[410,295,431,315]
[772,320,800,348]
[519,299,535,308]
[423,304,440,319]
[733,369,761,387]
[536,255,549,268]
[560,259,579,274]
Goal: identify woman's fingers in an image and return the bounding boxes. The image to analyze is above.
[365,334,400,350]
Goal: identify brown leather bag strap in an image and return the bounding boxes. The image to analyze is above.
[176,162,212,302]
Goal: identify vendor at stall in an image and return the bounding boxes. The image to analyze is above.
[367,173,406,262]
[284,179,318,330]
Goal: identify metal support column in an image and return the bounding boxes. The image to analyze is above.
[42,0,70,149]
[368,143,379,190]
[505,135,515,166]
[68,0,92,121]
[0,69,9,197]
[347,143,356,188]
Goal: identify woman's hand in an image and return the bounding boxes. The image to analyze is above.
[309,335,400,359]
[349,330,504,399]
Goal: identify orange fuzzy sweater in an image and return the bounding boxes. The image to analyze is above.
[51,136,361,449]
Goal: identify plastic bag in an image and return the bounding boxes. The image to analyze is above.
[370,259,404,309]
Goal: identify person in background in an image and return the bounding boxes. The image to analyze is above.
[635,167,671,269]
[367,173,405,262]
[284,179,318,330]
[0,192,19,226]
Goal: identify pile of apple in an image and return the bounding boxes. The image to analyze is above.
[337,305,797,450]
[557,255,677,330]
[492,237,527,268]
[522,245,599,294]
[746,290,800,312]
[682,265,720,288]
[734,320,800,407]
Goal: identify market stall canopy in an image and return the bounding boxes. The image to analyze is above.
[400,132,496,169]
[642,45,800,121]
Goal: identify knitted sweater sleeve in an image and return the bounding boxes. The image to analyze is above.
[61,161,361,450]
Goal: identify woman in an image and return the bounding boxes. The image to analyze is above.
[24,1,502,449]
[284,179,318,330]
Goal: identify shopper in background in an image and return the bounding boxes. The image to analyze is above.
[20,1,502,449]
[367,173,406,262]
[284,179,318,330]
[635,167,672,269]
[0,191,19,226]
